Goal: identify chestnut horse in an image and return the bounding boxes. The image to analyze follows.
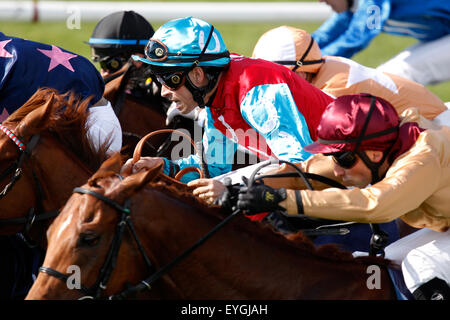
[0,88,109,247]
[27,155,396,300]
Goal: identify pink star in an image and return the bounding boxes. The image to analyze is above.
[0,40,13,58]
[37,45,77,72]
[0,108,10,122]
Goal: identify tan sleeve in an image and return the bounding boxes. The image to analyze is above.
[297,146,441,223]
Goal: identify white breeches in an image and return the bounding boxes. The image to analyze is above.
[377,34,450,86]
[384,228,450,293]
[86,100,122,156]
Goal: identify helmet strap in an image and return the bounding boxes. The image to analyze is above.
[357,142,394,185]
[183,25,222,107]
[184,68,221,107]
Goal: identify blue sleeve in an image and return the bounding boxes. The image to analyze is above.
[312,11,353,49]
[240,83,314,163]
[314,0,391,58]
[162,108,236,183]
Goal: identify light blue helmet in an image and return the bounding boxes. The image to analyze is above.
[133,17,230,69]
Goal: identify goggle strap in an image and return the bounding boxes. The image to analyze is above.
[273,59,324,66]
[317,126,399,145]
[292,37,315,72]
[161,51,230,64]
[353,96,376,152]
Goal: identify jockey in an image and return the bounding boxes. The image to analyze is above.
[0,32,121,155]
[85,11,162,105]
[123,17,333,182]
[312,0,450,86]
[236,93,450,300]
[86,11,154,79]
[253,26,448,122]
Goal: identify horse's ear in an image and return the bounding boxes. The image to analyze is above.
[16,92,56,138]
[119,161,163,197]
[88,153,122,185]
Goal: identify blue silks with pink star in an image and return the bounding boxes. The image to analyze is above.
[0,32,104,121]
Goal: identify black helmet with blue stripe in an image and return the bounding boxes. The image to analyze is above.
[86,11,154,62]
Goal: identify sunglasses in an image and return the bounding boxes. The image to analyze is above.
[330,151,359,169]
[155,70,189,90]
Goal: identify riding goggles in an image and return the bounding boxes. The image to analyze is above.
[144,30,230,64]
[155,69,190,90]
[330,151,359,169]
[99,56,127,72]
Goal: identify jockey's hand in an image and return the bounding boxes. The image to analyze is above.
[187,178,227,205]
[237,184,287,215]
[120,157,165,175]
[215,178,242,211]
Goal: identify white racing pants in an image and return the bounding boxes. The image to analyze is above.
[384,228,450,293]
[86,100,122,156]
[377,34,450,86]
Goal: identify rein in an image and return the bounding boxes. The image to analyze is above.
[250,159,389,256]
[39,181,240,300]
[38,159,389,299]
[0,125,59,244]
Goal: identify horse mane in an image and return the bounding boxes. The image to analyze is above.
[132,167,393,268]
[4,88,109,171]
[147,172,216,211]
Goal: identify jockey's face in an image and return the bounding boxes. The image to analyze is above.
[160,67,210,114]
[332,150,383,187]
[319,0,349,13]
[160,73,198,114]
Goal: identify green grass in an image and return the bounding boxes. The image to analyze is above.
[40,0,313,2]
[0,20,448,101]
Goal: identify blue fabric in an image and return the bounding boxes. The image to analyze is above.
[163,108,236,182]
[0,32,104,117]
[313,220,400,253]
[388,266,415,300]
[136,17,230,68]
[0,234,44,299]
[240,83,314,163]
[162,83,317,183]
[312,0,450,58]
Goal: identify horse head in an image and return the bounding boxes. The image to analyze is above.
[27,154,396,300]
[0,88,109,243]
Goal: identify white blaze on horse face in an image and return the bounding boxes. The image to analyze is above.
[56,213,73,241]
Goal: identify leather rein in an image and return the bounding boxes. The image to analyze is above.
[0,125,59,246]
[39,181,240,300]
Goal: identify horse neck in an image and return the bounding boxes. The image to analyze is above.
[31,134,92,210]
[118,97,167,138]
[130,188,393,299]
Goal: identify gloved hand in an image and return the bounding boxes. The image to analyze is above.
[215,177,241,211]
[237,183,287,215]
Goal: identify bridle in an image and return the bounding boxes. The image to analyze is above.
[0,125,59,246]
[38,155,390,299]
[39,181,240,300]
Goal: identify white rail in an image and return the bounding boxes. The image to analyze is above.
[0,1,332,22]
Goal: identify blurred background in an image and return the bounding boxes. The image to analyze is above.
[1,0,448,101]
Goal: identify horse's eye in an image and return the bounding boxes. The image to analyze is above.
[77,232,101,247]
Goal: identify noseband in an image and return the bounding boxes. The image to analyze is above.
[0,125,59,245]
[39,182,241,300]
